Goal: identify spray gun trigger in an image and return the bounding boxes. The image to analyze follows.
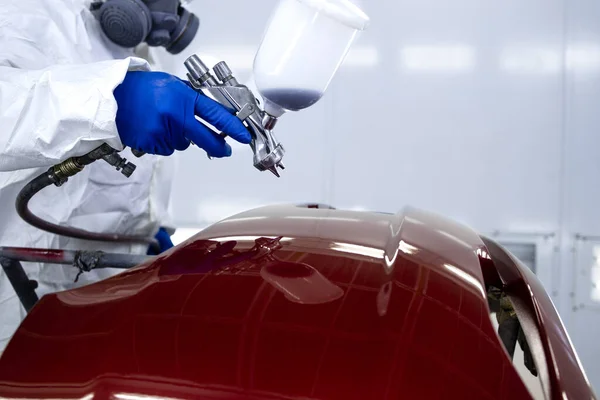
[236,103,255,121]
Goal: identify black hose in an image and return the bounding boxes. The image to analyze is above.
[15,145,157,247]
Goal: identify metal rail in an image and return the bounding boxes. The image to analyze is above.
[0,247,152,312]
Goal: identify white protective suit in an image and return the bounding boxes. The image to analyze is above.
[0,0,174,350]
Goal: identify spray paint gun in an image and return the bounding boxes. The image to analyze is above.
[181,0,368,178]
[132,0,369,178]
[184,55,285,177]
[129,57,286,178]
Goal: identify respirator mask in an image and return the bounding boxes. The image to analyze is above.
[90,0,199,54]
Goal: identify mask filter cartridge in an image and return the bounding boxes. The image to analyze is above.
[91,0,199,54]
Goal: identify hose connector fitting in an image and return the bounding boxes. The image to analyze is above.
[52,158,84,186]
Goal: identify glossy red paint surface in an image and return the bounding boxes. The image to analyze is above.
[0,205,591,399]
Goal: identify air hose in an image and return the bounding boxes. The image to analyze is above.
[15,144,158,247]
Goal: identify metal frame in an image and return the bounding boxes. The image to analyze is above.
[0,247,152,312]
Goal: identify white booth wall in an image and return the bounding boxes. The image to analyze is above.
[153,0,600,390]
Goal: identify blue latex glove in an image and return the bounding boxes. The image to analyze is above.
[114,71,251,157]
[147,227,174,255]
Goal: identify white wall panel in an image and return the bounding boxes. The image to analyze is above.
[153,0,600,389]
[560,0,600,389]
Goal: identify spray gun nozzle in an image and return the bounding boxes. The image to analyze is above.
[268,167,281,178]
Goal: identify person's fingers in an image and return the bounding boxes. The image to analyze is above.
[170,125,192,151]
[193,93,252,144]
[183,113,233,157]
[169,106,192,151]
[152,142,175,156]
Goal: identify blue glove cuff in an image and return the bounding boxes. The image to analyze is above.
[147,226,174,255]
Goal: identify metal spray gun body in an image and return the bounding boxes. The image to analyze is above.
[184,54,285,177]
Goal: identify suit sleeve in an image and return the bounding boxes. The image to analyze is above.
[0,55,150,172]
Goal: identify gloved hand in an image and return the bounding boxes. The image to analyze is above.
[114,71,251,157]
[147,227,174,255]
